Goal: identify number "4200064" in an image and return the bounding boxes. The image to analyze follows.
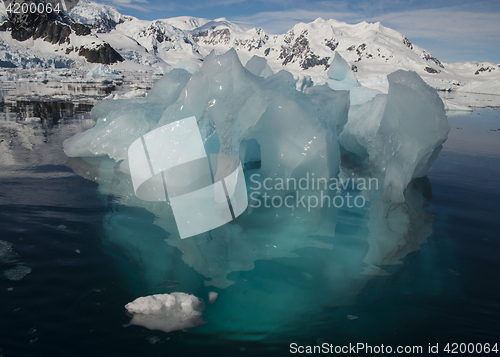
[444,343,498,354]
[6,2,62,14]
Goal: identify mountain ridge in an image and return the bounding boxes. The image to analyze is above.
[0,0,499,94]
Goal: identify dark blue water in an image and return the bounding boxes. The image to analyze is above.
[0,97,499,356]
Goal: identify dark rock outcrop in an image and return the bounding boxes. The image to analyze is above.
[193,28,231,45]
[325,39,338,51]
[424,66,440,74]
[403,37,413,50]
[33,21,72,44]
[278,29,331,70]
[78,43,123,64]
[0,60,17,68]
[0,21,9,31]
[71,23,91,36]
[423,53,444,69]
[475,66,496,75]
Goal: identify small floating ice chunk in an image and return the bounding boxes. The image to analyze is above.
[86,65,122,81]
[75,250,81,254]
[347,315,358,321]
[147,335,161,344]
[208,292,218,304]
[4,265,32,281]
[0,240,18,263]
[125,293,206,333]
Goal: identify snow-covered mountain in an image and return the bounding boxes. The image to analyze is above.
[0,0,125,67]
[0,0,498,94]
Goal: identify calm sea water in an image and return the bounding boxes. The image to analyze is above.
[0,85,499,356]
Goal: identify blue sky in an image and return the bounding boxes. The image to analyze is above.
[97,0,500,63]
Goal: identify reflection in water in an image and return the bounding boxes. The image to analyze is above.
[438,90,500,109]
[1,100,94,125]
[0,98,96,168]
[0,82,498,352]
[0,71,116,100]
[0,68,161,103]
[363,177,434,273]
[65,153,439,341]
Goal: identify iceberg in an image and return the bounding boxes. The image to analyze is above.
[245,55,274,78]
[0,240,17,263]
[208,292,219,304]
[326,52,360,91]
[64,49,449,341]
[125,293,206,333]
[86,65,123,81]
[66,49,345,180]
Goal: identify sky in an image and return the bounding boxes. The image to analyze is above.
[95,0,500,63]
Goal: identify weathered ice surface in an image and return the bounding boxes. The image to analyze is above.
[339,70,449,203]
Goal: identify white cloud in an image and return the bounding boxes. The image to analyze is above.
[104,0,150,12]
[156,0,246,12]
[373,9,500,40]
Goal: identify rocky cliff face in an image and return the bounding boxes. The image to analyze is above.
[77,43,123,63]
[1,0,123,64]
[277,29,331,70]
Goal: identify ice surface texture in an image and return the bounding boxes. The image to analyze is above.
[245,55,274,78]
[65,49,347,181]
[339,70,449,203]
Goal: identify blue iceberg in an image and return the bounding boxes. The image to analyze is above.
[64,49,449,340]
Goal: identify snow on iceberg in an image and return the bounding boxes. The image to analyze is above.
[125,293,206,333]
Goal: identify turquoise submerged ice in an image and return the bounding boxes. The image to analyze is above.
[63,49,449,340]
